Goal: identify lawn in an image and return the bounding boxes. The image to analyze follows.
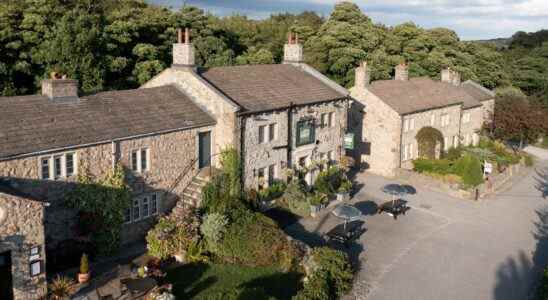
[167,262,303,299]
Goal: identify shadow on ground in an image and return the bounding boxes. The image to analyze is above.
[494,166,548,300]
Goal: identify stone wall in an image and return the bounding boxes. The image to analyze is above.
[481,99,495,122]
[0,193,47,300]
[460,106,483,146]
[400,104,462,169]
[142,67,239,161]
[0,128,202,262]
[350,86,401,177]
[242,100,347,189]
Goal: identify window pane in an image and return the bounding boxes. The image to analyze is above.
[54,156,62,178]
[151,194,158,215]
[141,149,148,171]
[259,126,265,143]
[66,153,74,176]
[133,199,140,220]
[269,124,276,141]
[131,151,138,171]
[124,208,131,223]
[297,121,314,146]
[329,112,334,127]
[142,197,150,218]
[268,164,275,185]
[41,158,50,179]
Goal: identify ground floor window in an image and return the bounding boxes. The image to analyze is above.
[403,143,414,161]
[124,193,160,224]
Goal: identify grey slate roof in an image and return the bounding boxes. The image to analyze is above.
[461,80,496,102]
[0,85,215,159]
[200,64,347,113]
[368,77,485,115]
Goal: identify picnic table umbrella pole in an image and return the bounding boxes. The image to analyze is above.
[332,205,362,229]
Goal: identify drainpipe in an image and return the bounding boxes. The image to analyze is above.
[287,102,294,170]
[399,115,404,168]
[239,115,246,191]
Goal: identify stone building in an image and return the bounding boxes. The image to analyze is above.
[144,30,351,191]
[350,62,495,177]
[0,78,214,299]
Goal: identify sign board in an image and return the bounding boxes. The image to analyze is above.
[484,161,493,175]
[344,133,355,150]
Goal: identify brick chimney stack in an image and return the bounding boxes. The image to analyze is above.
[283,31,303,64]
[173,27,195,67]
[355,61,370,90]
[41,72,78,100]
[395,62,409,81]
[441,67,461,86]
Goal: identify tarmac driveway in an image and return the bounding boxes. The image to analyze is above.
[286,157,548,300]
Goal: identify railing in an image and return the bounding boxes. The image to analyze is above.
[166,153,222,196]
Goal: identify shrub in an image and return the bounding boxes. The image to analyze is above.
[338,179,352,193]
[453,154,484,188]
[146,207,201,260]
[219,148,242,198]
[215,210,303,271]
[49,275,74,298]
[308,192,327,206]
[314,166,344,195]
[79,253,89,274]
[284,179,310,216]
[202,173,247,215]
[295,247,353,300]
[525,154,535,167]
[444,146,464,161]
[413,158,453,175]
[258,181,287,202]
[200,213,228,252]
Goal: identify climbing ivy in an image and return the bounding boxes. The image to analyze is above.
[416,126,444,159]
[66,164,131,255]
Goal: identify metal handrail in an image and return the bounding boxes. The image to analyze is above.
[166,152,222,196]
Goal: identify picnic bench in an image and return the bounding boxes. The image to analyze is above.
[377,199,409,219]
[324,220,366,247]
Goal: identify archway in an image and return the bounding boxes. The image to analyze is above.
[416,127,444,159]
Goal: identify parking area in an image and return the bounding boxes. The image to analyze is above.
[287,158,548,300]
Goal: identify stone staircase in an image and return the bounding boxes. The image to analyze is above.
[171,168,216,216]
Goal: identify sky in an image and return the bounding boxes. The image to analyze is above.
[148,0,548,40]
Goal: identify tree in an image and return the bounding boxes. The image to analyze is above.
[487,92,548,147]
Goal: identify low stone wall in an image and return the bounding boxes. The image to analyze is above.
[396,162,527,200]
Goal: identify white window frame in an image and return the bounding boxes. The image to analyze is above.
[130,148,150,173]
[125,192,161,224]
[453,136,459,148]
[430,114,436,126]
[441,114,450,127]
[403,118,415,132]
[403,144,414,161]
[472,133,479,146]
[462,112,471,124]
[444,137,450,151]
[39,152,77,180]
[268,123,278,142]
[258,125,267,144]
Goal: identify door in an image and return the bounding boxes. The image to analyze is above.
[0,251,13,300]
[198,131,211,169]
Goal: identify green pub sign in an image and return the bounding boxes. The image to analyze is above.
[344,133,354,150]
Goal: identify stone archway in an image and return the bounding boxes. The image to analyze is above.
[416,127,444,159]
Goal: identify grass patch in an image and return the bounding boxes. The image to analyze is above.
[168,262,302,299]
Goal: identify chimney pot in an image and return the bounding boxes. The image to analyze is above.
[42,77,78,100]
[177,28,183,44]
[185,27,190,44]
[283,31,303,63]
[355,61,370,90]
[395,62,409,81]
[173,28,195,67]
[441,67,461,86]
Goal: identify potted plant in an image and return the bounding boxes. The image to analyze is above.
[77,253,90,284]
[309,193,325,215]
[50,275,73,299]
[337,179,352,202]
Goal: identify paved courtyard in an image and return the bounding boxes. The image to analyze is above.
[287,150,548,300]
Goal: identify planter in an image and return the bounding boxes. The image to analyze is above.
[78,272,90,284]
[336,192,349,202]
[310,205,321,214]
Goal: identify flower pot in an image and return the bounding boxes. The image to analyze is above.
[310,205,320,214]
[336,192,349,202]
[78,272,90,284]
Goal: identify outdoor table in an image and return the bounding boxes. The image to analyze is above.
[377,199,408,219]
[324,220,365,246]
[123,277,157,297]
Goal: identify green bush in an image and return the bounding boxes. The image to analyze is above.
[283,179,310,216]
[146,207,201,260]
[215,210,303,271]
[444,146,464,161]
[294,247,353,300]
[413,158,453,175]
[200,213,228,252]
[258,181,287,201]
[453,154,484,188]
[525,154,535,167]
[314,166,344,196]
[537,267,548,300]
[202,173,247,215]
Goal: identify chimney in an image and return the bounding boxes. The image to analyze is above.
[283,31,303,64]
[172,28,195,67]
[41,72,78,100]
[395,62,409,81]
[441,67,461,86]
[355,61,370,90]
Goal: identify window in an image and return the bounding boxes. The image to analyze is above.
[259,125,266,144]
[403,118,415,132]
[462,112,471,124]
[403,144,414,161]
[329,112,334,127]
[125,193,161,224]
[41,158,50,179]
[453,136,459,148]
[321,112,335,128]
[430,114,436,126]
[258,167,266,190]
[441,114,450,127]
[472,133,479,146]
[131,148,149,173]
[268,123,277,141]
[327,150,334,163]
[30,260,42,277]
[444,137,450,151]
[321,113,328,127]
[268,164,276,186]
[40,152,77,180]
[296,120,315,146]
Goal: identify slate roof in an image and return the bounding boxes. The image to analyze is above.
[0,85,215,159]
[368,77,490,115]
[200,64,347,113]
[462,80,496,102]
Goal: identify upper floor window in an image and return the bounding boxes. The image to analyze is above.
[259,123,278,144]
[321,112,335,128]
[296,120,315,147]
[403,144,414,161]
[441,114,450,127]
[403,118,415,132]
[462,112,471,124]
[40,152,77,180]
[269,123,278,141]
[131,148,149,173]
[430,114,436,126]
